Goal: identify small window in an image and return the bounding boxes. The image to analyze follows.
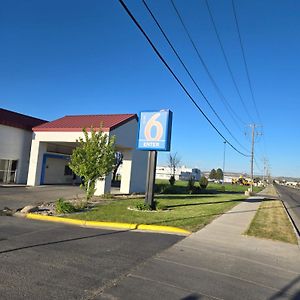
[64,165,73,176]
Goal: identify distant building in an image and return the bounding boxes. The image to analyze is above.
[156,166,201,181]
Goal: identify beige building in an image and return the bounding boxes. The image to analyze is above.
[0,108,46,184]
[27,113,148,195]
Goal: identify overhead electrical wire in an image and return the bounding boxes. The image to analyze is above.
[232,0,267,163]
[231,0,271,171]
[142,0,249,153]
[231,0,262,125]
[169,0,247,133]
[205,0,254,124]
[118,0,250,157]
[254,157,263,173]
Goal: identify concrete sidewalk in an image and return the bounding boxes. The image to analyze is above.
[100,195,300,300]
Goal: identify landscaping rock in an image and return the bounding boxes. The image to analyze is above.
[0,207,14,216]
[20,205,39,214]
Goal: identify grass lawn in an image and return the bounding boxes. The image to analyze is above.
[69,193,246,232]
[245,200,298,244]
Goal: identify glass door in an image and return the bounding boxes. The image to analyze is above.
[0,159,18,183]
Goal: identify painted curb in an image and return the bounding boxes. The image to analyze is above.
[26,213,191,235]
[136,224,190,234]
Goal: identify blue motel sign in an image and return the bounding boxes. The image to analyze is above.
[137,110,173,151]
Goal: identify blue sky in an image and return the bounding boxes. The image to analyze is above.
[1,0,299,177]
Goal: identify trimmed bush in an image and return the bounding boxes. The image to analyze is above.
[135,202,153,211]
[199,176,208,189]
[155,183,168,194]
[169,176,176,186]
[187,177,195,194]
[134,200,167,211]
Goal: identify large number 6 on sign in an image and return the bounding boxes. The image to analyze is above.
[144,113,164,141]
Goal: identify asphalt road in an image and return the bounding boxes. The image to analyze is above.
[275,184,300,235]
[0,216,183,299]
[0,185,85,210]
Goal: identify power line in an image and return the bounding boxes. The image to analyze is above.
[231,0,262,124]
[205,0,254,124]
[142,0,249,153]
[118,0,250,157]
[169,0,246,132]
[254,157,263,173]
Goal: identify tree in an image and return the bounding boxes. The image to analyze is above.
[168,152,181,176]
[69,127,116,200]
[187,176,195,194]
[112,152,123,182]
[168,152,181,185]
[216,168,224,180]
[209,169,217,179]
[199,176,208,189]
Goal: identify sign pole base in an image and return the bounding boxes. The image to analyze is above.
[145,150,157,209]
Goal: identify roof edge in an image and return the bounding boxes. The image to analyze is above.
[33,127,110,132]
[32,114,138,132]
[109,114,137,131]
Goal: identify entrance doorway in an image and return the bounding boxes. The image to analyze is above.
[0,159,18,183]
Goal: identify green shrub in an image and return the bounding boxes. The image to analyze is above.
[187,177,195,194]
[191,186,202,194]
[135,202,153,211]
[199,176,208,189]
[160,185,188,194]
[55,198,76,214]
[169,176,176,186]
[155,183,168,194]
[134,200,166,211]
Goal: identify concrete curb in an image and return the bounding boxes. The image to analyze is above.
[25,213,191,236]
[280,200,300,239]
[273,185,300,241]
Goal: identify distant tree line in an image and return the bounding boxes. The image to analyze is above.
[209,168,224,180]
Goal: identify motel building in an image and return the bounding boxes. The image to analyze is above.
[0,108,46,184]
[1,108,148,195]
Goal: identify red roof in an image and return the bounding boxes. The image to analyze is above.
[0,108,47,131]
[33,114,137,132]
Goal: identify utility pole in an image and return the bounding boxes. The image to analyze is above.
[249,124,262,192]
[222,141,226,184]
[262,157,268,184]
[250,124,255,192]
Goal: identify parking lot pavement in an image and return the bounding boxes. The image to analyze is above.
[0,185,85,210]
[0,216,183,300]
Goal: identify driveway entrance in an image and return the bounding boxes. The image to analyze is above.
[0,185,84,210]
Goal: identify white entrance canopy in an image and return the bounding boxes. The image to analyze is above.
[27,114,148,195]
